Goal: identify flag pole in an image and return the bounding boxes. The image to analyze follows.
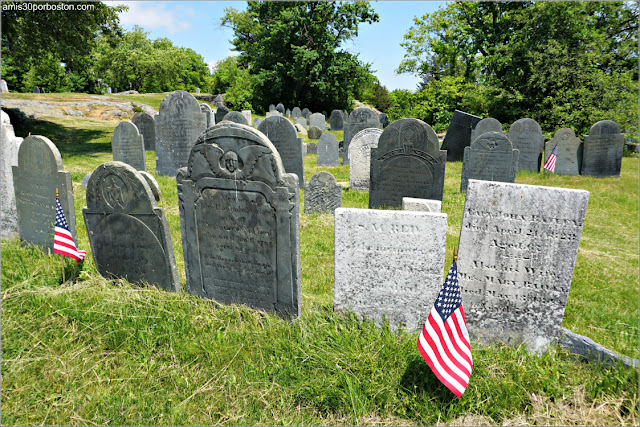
[453,246,458,262]
[57,188,65,283]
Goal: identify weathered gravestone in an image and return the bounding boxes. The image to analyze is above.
[139,171,161,202]
[294,124,307,136]
[348,128,382,191]
[266,111,283,118]
[13,135,76,251]
[155,90,207,177]
[581,120,624,177]
[329,109,345,131]
[470,117,503,143]
[307,142,317,154]
[544,128,582,176]
[1,111,23,239]
[276,103,285,114]
[301,108,310,119]
[177,122,301,318]
[440,110,482,162]
[107,87,112,94]
[294,117,307,129]
[343,107,382,165]
[292,107,301,118]
[378,112,389,128]
[304,171,341,213]
[81,173,92,189]
[1,79,9,93]
[268,104,276,112]
[200,104,214,128]
[83,161,179,291]
[309,113,326,131]
[111,120,146,171]
[258,116,304,188]
[369,118,446,208]
[508,118,544,172]
[131,112,156,151]
[195,88,200,94]
[285,108,291,117]
[317,132,339,166]
[242,110,252,125]
[460,131,519,192]
[253,117,263,128]
[334,208,447,330]
[457,180,589,351]
[33,86,40,93]
[402,197,441,212]
[222,111,249,126]
[308,126,322,140]
[213,94,224,107]
[214,105,230,124]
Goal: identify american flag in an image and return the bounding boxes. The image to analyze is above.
[417,261,472,398]
[543,144,558,173]
[53,196,86,262]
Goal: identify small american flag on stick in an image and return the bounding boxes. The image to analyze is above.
[543,144,558,173]
[54,195,86,262]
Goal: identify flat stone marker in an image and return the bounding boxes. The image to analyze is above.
[309,113,326,131]
[544,128,582,176]
[215,105,230,124]
[301,108,310,119]
[241,110,252,125]
[308,126,322,140]
[222,111,249,126]
[329,109,345,131]
[292,107,301,118]
[1,111,23,239]
[132,112,156,151]
[470,117,503,143]
[83,161,179,292]
[276,103,285,114]
[334,208,447,330]
[13,135,76,252]
[304,171,341,213]
[307,142,317,154]
[177,122,301,318]
[155,90,207,177]
[508,118,544,172]
[581,120,624,177]
[370,118,446,208]
[200,104,214,128]
[402,197,441,212]
[258,116,304,188]
[457,180,589,351]
[253,117,263,128]
[294,117,307,129]
[111,120,146,171]
[348,128,382,191]
[440,110,482,162]
[460,131,519,192]
[317,132,339,166]
[343,107,382,165]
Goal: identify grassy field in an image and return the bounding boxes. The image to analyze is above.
[1,96,638,425]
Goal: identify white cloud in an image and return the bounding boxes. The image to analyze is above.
[110,1,193,34]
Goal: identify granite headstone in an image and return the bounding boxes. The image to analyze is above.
[460,131,519,192]
[581,120,624,177]
[258,116,304,188]
[111,120,146,171]
[544,128,582,176]
[304,171,341,214]
[508,118,544,172]
[348,128,382,191]
[440,110,482,162]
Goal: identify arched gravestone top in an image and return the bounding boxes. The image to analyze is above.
[545,128,582,176]
[159,90,201,115]
[329,109,345,130]
[269,104,276,112]
[440,110,482,161]
[317,132,339,166]
[508,118,544,172]
[461,131,519,192]
[343,107,382,165]
[581,120,624,177]
[301,108,310,119]
[276,103,285,114]
[471,117,503,142]
[292,107,301,118]
[139,171,162,202]
[112,120,146,171]
[378,112,389,128]
[309,113,326,131]
[349,107,379,124]
[200,103,213,113]
[200,103,215,128]
[588,120,620,135]
[222,111,249,126]
[348,128,383,191]
[214,105,230,124]
[131,112,156,151]
[258,116,304,187]
[304,171,341,214]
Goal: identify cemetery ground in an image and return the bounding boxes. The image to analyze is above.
[1,94,638,425]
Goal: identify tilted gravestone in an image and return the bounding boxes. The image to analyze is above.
[139,171,161,202]
[294,117,307,129]
[440,110,482,162]
[200,104,214,128]
[343,107,382,165]
[155,90,207,177]
[1,111,23,239]
[242,110,252,125]
[253,117,263,128]
[402,197,441,213]
[581,120,624,177]
[470,117,503,143]
[276,103,285,114]
[369,118,446,208]
[177,122,301,318]
[301,108,310,119]
[222,111,249,126]
[304,171,341,213]
[111,120,146,171]
[329,109,345,131]
[214,105,230,124]
[308,126,322,140]
[334,208,447,330]
[258,116,304,188]
[13,135,76,252]
[544,128,582,176]
[292,107,301,118]
[83,161,179,292]
[132,112,156,151]
[508,118,544,172]
[317,132,339,166]
[378,112,389,128]
[458,180,589,351]
[348,128,382,191]
[309,113,326,131]
[268,104,276,112]
[460,131,519,192]
[294,123,307,135]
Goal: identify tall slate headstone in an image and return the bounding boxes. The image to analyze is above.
[508,118,544,172]
[131,112,156,151]
[544,128,582,176]
[309,113,326,131]
[222,111,250,126]
[276,103,285,114]
[343,107,382,165]
[304,171,341,213]
[83,162,179,291]
[317,132,339,166]
[1,111,23,239]
[378,112,389,128]
[440,110,482,162]
[458,180,589,351]
[111,120,146,171]
[460,131,519,192]
[33,86,40,93]
[155,90,207,177]
[329,109,345,131]
[292,107,301,118]
[200,103,214,128]
[348,128,382,191]
[215,105,230,124]
[470,118,503,143]
[301,108,310,119]
[581,120,624,177]
[258,116,304,188]
[369,118,446,208]
[177,122,300,318]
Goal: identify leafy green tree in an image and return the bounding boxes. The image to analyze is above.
[210,56,254,110]
[22,52,71,93]
[361,77,392,112]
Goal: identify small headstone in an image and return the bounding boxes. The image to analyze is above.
[294,117,308,129]
[460,131,519,192]
[139,171,161,202]
[1,79,8,93]
[378,112,389,128]
[308,126,322,140]
[508,118,544,172]
[304,172,341,213]
[195,88,200,94]
[402,197,441,212]
[266,111,283,118]
[471,118,503,143]
[111,120,146,171]
[40,88,45,93]
[581,120,624,177]
[81,173,92,189]
[200,103,215,128]
[348,128,382,191]
[322,110,327,118]
[370,118,446,208]
[544,128,582,176]
[343,107,382,165]
[334,208,447,330]
[258,116,304,187]
[268,104,276,112]
[276,103,285,114]
[213,94,224,107]
[1,111,23,239]
[317,133,339,166]
[33,86,40,93]
[83,162,179,291]
[301,108,310,119]
[458,180,589,351]
[241,110,252,125]
[285,108,291,118]
[440,110,482,162]
[214,105,230,124]
[309,113,326,131]
[294,123,307,135]
[107,87,112,94]
[177,122,301,318]
[307,142,317,154]
[329,109,345,131]
[131,112,156,151]
[222,111,249,126]
[292,107,301,118]
[253,117,263,128]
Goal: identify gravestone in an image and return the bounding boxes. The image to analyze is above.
[304,171,341,213]
[440,110,482,162]
[302,143,307,158]
[581,120,624,177]
[294,123,307,135]
[286,108,291,118]
[268,104,276,112]
[317,133,339,166]
[1,111,23,239]
[111,120,146,171]
[200,104,214,128]
[131,112,156,151]
[457,180,589,351]
[301,108,310,119]
[308,126,322,140]
[258,116,304,188]
[276,103,285,114]
[343,107,382,165]
[470,117,503,143]
[369,118,446,208]
[195,88,200,94]
[544,128,583,176]
[177,122,301,318]
[266,111,283,118]
[139,171,161,202]
[222,111,249,126]
[307,142,317,154]
[33,86,40,93]
[242,110,252,125]
[155,90,207,177]
[41,88,46,93]
[508,118,544,172]
[402,197,441,212]
[215,105,230,124]
[322,110,327,118]
[334,208,447,330]
[83,161,179,292]
[213,94,224,107]
[13,135,76,252]
[329,109,345,131]
[460,131,519,192]
[292,107,301,118]
[348,128,382,191]
[81,173,92,189]
[309,113,326,131]
[253,117,263,128]
[378,112,389,128]
[294,117,308,128]
[1,79,8,92]
[107,87,112,94]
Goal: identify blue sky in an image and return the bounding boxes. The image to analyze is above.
[108,1,448,91]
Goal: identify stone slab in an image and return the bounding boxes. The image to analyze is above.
[440,110,482,162]
[222,111,250,126]
[581,120,624,177]
[200,103,214,128]
[309,113,326,131]
[343,107,382,165]
[470,118,503,143]
[294,117,308,129]
[317,132,339,166]
[460,131,519,192]
[544,128,582,176]
[1,111,23,239]
[132,112,156,151]
[307,142,317,154]
[258,116,304,188]
[402,197,441,212]
[304,171,341,213]
[508,118,544,173]
[348,128,382,191]
[111,120,146,171]
[329,109,345,131]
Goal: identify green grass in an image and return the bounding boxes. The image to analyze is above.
[2,107,638,425]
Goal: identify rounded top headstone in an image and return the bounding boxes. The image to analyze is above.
[200,103,213,113]
[222,111,249,126]
[588,120,620,136]
[86,161,156,214]
[159,90,201,115]
[508,118,542,136]
[552,127,577,140]
[113,120,141,141]
[473,117,502,140]
[309,170,337,186]
[17,135,63,175]
[257,115,298,141]
[471,131,514,152]
[349,107,378,124]
[276,103,285,114]
[376,118,439,153]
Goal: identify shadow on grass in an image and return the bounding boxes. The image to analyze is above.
[399,355,460,404]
